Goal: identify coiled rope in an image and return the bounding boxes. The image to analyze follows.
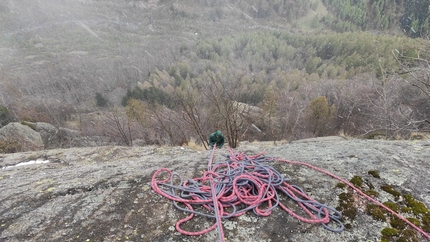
[151,147,344,242]
[151,147,430,241]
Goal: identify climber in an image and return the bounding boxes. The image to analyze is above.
[208,130,225,149]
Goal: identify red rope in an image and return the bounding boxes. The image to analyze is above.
[151,149,344,241]
[208,145,226,242]
[151,149,430,240]
[274,158,430,240]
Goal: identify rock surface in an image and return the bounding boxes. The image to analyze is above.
[0,122,121,152]
[0,138,430,242]
[34,122,82,149]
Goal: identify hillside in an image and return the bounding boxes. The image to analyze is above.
[1,0,427,105]
[0,0,429,148]
[1,138,430,241]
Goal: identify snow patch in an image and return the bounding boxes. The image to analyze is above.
[2,160,50,170]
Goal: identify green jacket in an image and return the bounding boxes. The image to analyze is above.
[208,130,225,148]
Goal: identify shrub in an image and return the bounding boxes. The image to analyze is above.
[0,136,23,153]
[0,105,11,127]
[95,92,109,107]
[308,96,336,136]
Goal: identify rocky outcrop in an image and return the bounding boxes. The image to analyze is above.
[0,122,44,152]
[34,122,57,147]
[0,138,429,241]
[0,122,106,152]
[34,122,82,149]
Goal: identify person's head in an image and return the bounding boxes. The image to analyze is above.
[215,130,222,138]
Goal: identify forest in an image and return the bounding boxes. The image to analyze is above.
[0,0,429,150]
[117,31,430,147]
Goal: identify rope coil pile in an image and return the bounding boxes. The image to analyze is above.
[151,148,344,241]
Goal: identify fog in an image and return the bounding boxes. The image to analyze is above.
[0,0,428,145]
[1,0,184,106]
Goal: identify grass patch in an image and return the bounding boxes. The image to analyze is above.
[368,170,380,178]
[380,185,401,199]
[382,201,399,213]
[183,137,206,150]
[403,194,429,215]
[350,175,363,188]
[336,192,357,221]
[367,204,386,221]
[364,189,379,197]
[335,182,346,189]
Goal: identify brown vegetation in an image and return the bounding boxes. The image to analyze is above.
[0,1,429,150]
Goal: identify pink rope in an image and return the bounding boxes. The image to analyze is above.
[274,158,430,240]
[151,149,343,241]
[208,145,226,242]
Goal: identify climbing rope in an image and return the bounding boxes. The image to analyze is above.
[273,157,430,240]
[151,147,344,242]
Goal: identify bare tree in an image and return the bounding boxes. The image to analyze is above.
[174,77,211,148]
[150,104,189,146]
[276,90,307,141]
[200,71,248,148]
[260,86,278,142]
[395,48,430,131]
[125,99,149,143]
[395,49,430,98]
[100,108,133,146]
